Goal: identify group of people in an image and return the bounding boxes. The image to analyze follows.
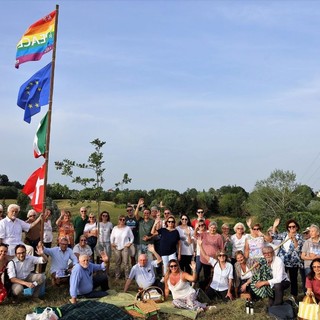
[0,204,109,304]
[0,200,320,314]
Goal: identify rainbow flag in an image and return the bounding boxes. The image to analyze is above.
[15,10,56,68]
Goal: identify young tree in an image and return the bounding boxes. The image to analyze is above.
[55,138,106,214]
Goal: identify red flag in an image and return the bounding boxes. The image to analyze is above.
[22,163,46,212]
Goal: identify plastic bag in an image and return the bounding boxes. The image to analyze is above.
[38,308,59,320]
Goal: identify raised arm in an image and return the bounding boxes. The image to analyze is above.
[134,198,145,221]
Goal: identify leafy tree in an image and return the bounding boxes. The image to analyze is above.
[47,183,72,199]
[115,173,132,190]
[0,175,9,186]
[247,169,307,221]
[55,138,106,214]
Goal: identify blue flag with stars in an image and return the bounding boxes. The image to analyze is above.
[17,62,51,123]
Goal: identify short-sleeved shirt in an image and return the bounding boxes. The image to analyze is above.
[306,277,320,301]
[128,260,158,289]
[208,257,233,291]
[302,239,320,269]
[0,217,31,256]
[73,244,93,258]
[73,216,88,244]
[8,255,45,280]
[125,217,139,245]
[138,219,154,245]
[158,228,180,256]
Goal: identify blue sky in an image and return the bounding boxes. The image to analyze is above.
[2,0,320,193]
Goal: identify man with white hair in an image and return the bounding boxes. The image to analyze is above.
[69,251,109,304]
[25,209,41,254]
[0,204,41,257]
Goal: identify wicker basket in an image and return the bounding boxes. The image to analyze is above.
[135,286,164,303]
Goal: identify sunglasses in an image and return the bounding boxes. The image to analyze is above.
[167,220,175,223]
[169,264,178,268]
[198,224,205,227]
[126,209,133,212]
[164,212,170,215]
[119,218,126,221]
[288,225,296,229]
[181,218,188,221]
[197,211,204,214]
[89,217,95,219]
[253,228,260,231]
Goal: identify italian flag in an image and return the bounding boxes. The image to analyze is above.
[22,163,46,213]
[33,112,48,158]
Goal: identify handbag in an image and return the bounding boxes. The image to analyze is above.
[25,307,59,320]
[135,286,164,303]
[298,295,319,320]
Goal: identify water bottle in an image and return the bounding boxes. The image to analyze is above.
[249,300,254,315]
[245,299,250,314]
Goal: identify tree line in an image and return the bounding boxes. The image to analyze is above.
[1,169,320,231]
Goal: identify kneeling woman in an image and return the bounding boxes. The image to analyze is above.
[198,239,233,302]
[164,260,207,311]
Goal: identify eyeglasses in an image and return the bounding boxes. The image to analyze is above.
[164,212,170,215]
[89,217,95,219]
[60,243,68,246]
[236,228,244,230]
[80,239,87,242]
[197,211,204,214]
[263,251,273,255]
[169,264,178,268]
[198,224,205,227]
[218,255,226,257]
[126,209,133,212]
[181,218,188,221]
[288,225,296,229]
[16,251,26,255]
[167,220,175,223]
[29,215,36,218]
[119,218,126,221]
[253,228,260,231]
[313,266,320,269]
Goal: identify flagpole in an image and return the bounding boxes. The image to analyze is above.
[41,4,59,241]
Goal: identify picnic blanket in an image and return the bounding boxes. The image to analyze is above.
[99,290,198,319]
[59,300,133,320]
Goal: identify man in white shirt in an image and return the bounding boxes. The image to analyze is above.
[254,245,290,306]
[7,244,47,300]
[0,204,42,257]
[124,244,163,292]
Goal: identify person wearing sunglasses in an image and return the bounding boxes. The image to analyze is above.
[164,259,208,312]
[96,211,113,270]
[244,223,268,261]
[73,236,93,262]
[271,218,303,301]
[193,219,207,279]
[110,215,134,280]
[198,239,234,302]
[56,210,75,248]
[125,205,139,267]
[306,258,320,302]
[191,209,210,230]
[151,215,181,276]
[177,214,194,274]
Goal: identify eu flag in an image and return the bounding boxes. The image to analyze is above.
[17,62,51,123]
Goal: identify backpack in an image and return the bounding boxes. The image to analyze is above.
[268,302,295,320]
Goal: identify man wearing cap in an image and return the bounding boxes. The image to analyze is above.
[191,208,210,229]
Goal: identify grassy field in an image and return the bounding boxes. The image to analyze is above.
[0,200,293,319]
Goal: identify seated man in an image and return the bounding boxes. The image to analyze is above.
[73,235,93,261]
[7,244,47,301]
[253,245,290,306]
[124,244,163,292]
[42,237,78,286]
[69,252,109,304]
